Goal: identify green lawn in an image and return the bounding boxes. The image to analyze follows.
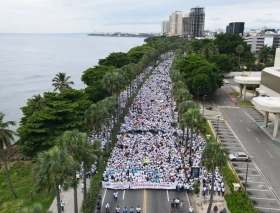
[0,161,55,213]
[238,100,253,107]
[229,92,239,97]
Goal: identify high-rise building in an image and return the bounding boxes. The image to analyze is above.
[161,20,170,35]
[182,16,190,37]
[169,11,183,36]
[245,34,280,53]
[226,22,245,36]
[185,7,205,38]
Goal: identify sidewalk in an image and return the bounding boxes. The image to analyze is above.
[193,193,229,213]
[49,178,90,213]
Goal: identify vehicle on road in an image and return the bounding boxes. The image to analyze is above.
[229,152,249,161]
[223,79,229,84]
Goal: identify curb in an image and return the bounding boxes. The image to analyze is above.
[225,92,237,105]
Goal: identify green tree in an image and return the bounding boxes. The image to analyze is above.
[127,45,154,63]
[235,45,244,70]
[209,54,235,73]
[34,146,78,213]
[259,45,272,64]
[18,89,91,156]
[99,52,132,68]
[122,63,137,98]
[174,88,192,105]
[81,65,115,102]
[202,142,228,213]
[0,112,17,198]
[52,72,74,92]
[57,130,96,211]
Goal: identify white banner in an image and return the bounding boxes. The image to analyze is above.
[130,183,176,190]
[102,182,130,189]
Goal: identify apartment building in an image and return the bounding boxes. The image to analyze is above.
[245,34,280,53]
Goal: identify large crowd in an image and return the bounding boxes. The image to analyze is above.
[92,57,226,195]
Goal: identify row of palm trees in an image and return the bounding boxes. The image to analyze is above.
[170,49,228,213]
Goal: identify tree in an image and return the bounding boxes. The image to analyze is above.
[127,45,154,63]
[0,112,17,198]
[209,54,235,73]
[52,72,74,92]
[18,89,91,156]
[202,142,228,213]
[178,101,196,122]
[99,52,132,68]
[57,130,97,211]
[235,45,244,70]
[34,146,78,213]
[122,63,137,98]
[81,65,115,102]
[174,88,192,105]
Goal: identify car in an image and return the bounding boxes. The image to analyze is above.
[229,152,250,161]
[223,79,229,84]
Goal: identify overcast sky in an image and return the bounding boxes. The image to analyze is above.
[0,0,279,33]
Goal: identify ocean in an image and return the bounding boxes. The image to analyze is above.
[0,34,144,131]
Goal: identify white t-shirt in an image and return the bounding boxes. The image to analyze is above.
[136,207,141,212]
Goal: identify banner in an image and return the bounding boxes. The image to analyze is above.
[130,183,176,190]
[102,182,129,189]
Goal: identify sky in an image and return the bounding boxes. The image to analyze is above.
[0,0,279,33]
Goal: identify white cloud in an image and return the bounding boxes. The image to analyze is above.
[0,0,279,33]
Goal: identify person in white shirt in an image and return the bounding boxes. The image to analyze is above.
[81,182,84,193]
[175,198,180,208]
[189,205,194,213]
[60,200,65,212]
[113,191,118,202]
[136,206,141,213]
[116,206,120,213]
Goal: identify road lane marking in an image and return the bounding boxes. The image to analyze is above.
[238,174,261,176]
[102,188,107,206]
[233,112,236,115]
[224,101,226,104]
[247,127,251,132]
[241,181,265,183]
[246,189,271,191]
[256,138,261,143]
[255,207,280,211]
[239,119,243,123]
[123,190,125,200]
[186,192,190,207]
[143,189,147,213]
[267,151,274,158]
[250,197,277,201]
[167,190,169,201]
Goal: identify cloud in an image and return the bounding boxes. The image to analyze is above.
[0,0,279,33]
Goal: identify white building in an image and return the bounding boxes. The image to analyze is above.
[161,20,170,35]
[169,11,183,36]
[245,34,280,53]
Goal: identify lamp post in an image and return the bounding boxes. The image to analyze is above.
[244,156,252,193]
[216,115,221,143]
[202,95,207,115]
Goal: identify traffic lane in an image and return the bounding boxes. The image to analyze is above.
[121,190,144,212]
[146,190,190,213]
[101,189,143,213]
[210,88,236,107]
[220,108,280,198]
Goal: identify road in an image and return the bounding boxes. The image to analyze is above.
[209,86,280,201]
[100,189,190,213]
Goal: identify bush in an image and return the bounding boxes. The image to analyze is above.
[225,191,259,213]
[220,166,239,192]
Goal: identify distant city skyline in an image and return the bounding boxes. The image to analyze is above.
[0,0,279,33]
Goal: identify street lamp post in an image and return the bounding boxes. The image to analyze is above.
[202,95,207,115]
[244,156,252,193]
[216,115,221,143]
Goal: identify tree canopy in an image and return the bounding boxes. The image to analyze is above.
[81,65,115,103]
[98,52,132,68]
[127,45,154,63]
[17,89,91,156]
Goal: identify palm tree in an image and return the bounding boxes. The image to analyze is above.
[173,81,187,94]
[52,72,74,92]
[202,142,228,213]
[174,88,192,105]
[178,101,196,122]
[235,45,244,71]
[34,146,78,213]
[0,112,17,198]
[57,130,97,211]
[101,96,117,130]
[122,64,136,98]
[85,102,107,138]
[26,94,46,114]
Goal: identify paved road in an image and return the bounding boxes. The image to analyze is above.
[100,189,190,213]
[208,87,280,212]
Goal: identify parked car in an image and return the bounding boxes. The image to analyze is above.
[229,152,250,161]
[223,79,229,84]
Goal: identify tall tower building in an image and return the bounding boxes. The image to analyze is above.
[188,7,205,38]
[161,20,170,35]
[226,22,245,36]
[183,15,190,38]
[169,11,183,36]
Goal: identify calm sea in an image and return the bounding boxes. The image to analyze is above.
[0,34,144,131]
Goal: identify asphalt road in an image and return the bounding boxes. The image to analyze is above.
[100,189,190,213]
[209,87,280,201]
